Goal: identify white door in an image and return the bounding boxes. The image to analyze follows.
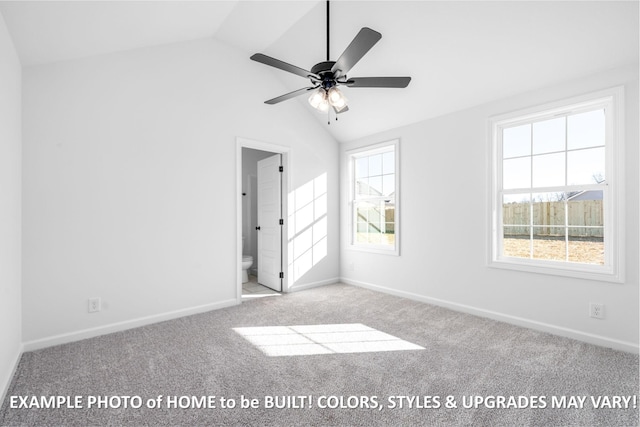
[257,154,282,291]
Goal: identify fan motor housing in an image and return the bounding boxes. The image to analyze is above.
[310,61,335,75]
[311,61,339,88]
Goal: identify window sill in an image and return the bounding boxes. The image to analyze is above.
[489,257,623,283]
[348,245,400,256]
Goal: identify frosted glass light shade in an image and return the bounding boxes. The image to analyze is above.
[309,87,347,112]
[308,89,326,109]
[328,87,347,109]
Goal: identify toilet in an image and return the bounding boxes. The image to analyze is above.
[241,237,253,283]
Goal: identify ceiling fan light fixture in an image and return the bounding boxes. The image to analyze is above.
[317,97,330,112]
[327,87,347,109]
[309,88,331,112]
[308,88,326,109]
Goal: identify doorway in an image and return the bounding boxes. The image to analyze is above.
[236,138,289,302]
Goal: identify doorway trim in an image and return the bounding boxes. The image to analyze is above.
[236,137,290,302]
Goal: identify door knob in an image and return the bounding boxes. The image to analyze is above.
[256,226,261,230]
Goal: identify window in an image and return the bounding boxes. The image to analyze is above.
[489,87,624,282]
[348,140,399,255]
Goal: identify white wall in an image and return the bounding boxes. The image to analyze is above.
[0,12,22,398]
[22,37,339,346]
[340,65,639,352]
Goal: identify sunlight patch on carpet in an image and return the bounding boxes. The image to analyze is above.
[233,323,424,356]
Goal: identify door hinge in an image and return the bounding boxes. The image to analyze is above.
[279,272,284,279]
[278,166,283,172]
[279,219,284,225]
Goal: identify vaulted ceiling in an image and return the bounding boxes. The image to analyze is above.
[1,1,638,142]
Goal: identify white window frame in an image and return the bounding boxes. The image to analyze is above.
[347,140,400,255]
[488,87,625,282]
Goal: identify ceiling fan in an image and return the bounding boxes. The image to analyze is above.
[250,0,411,119]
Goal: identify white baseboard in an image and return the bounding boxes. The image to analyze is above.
[1,343,23,407]
[288,277,340,293]
[341,277,639,354]
[23,299,239,352]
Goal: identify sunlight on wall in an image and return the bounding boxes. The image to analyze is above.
[233,324,425,357]
[288,173,328,283]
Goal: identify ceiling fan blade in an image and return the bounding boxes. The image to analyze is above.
[345,76,411,88]
[251,53,320,80]
[331,27,382,78]
[265,87,316,105]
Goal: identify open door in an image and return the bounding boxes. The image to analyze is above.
[256,154,282,291]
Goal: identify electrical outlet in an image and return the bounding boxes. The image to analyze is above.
[589,303,605,319]
[88,297,101,313]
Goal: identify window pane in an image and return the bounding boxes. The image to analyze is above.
[532,192,565,226]
[383,201,395,231]
[503,124,530,159]
[503,193,530,226]
[383,201,396,246]
[350,143,397,252]
[355,212,370,243]
[533,117,565,155]
[355,201,384,239]
[365,231,383,245]
[532,152,565,187]
[382,231,395,246]
[503,157,531,189]
[356,178,369,197]
[568,109,605,150]
[358,202,384,228]
[354,200,394,247]
[382,174,395,197]
[368,175,383,196]
[355,157,368,179]
[503,226,530,258]
[358,228,382,245]
[568,190,603,227]
[385,221,395,234]
[382,151,395,175]
[493,93,616,276]
[568,228,604,265]
[567,147,605,185]
[532,227,566,262]
[369,154,383,176]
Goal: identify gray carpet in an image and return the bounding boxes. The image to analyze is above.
[1,283,638,426]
